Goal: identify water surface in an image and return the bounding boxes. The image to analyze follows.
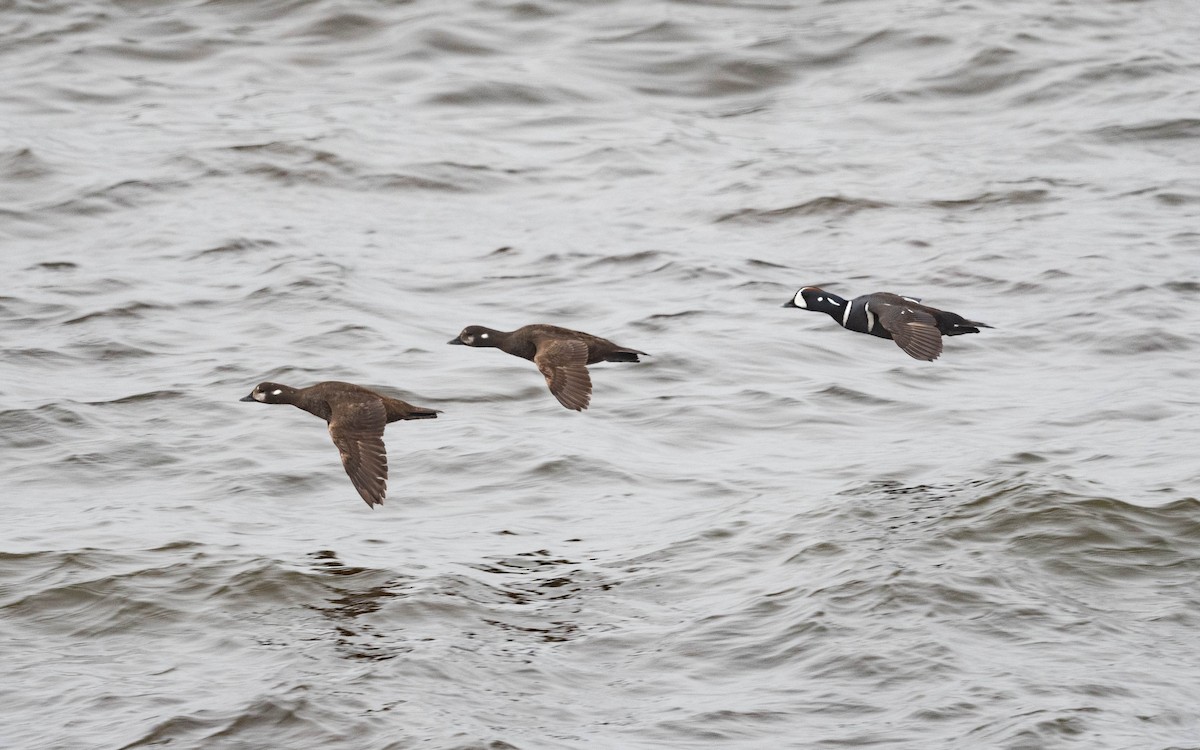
[2,1,1199,748]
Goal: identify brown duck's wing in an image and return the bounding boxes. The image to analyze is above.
[534,338,592,411]
[328,398,389,507]
[874,302,944,361]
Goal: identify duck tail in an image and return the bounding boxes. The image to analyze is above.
[947,324,990,336]
[605,349,648,363]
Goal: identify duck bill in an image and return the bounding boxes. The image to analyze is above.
[781,299,798,308]
[447,337,464,345]
[239,393,256,402]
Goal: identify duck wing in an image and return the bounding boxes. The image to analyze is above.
[874,302,944,361]
[328,398,389,507]
[534,338,592,411]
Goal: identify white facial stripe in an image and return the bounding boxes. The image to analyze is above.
[794,290,807,308]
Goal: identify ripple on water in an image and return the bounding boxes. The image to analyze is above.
[597,475,1200,745]
[716,195,892,223]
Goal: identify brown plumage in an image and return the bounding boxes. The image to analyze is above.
[239,381,439,508]
[448,323,647,411]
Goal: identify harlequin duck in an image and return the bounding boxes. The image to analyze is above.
[447,324,648,411]
[783,287,991,361]
[240,381,439,508]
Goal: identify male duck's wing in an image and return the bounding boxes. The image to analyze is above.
[874,301,944,361]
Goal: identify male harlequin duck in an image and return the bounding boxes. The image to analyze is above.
[447,324,647,411]
[240,381,439,508]
[783,287,991,361]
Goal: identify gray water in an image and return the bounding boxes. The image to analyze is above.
[3,1,1200,748]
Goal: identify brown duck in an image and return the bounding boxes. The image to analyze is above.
[240,381,439,507]
[447,324,648,411]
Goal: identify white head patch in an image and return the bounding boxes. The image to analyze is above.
[253,390,268,402]
[480,332,489,339]
[271,389,282,396]
[793,290,808,309]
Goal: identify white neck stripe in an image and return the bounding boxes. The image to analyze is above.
[841,300,853,327]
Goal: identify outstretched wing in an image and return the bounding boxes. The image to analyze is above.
[534,339,592,411]
[328,398,389,507]
[874,303,944,361]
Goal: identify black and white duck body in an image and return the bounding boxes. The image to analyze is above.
[783,286,991,361]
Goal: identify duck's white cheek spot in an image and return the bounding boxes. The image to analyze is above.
[464,336,474,344]
[253,391,267,402]
[271,389,282,396]
[480,333,489,339]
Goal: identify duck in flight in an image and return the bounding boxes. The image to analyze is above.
[783,287,991,361]
[240,381,439,507]
[448,323,647,411]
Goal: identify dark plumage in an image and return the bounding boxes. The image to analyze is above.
[783,286,991,361]
[447,324,647,411]
[239,381,438,508]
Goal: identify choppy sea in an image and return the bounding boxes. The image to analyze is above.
[3,1,1199,748]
